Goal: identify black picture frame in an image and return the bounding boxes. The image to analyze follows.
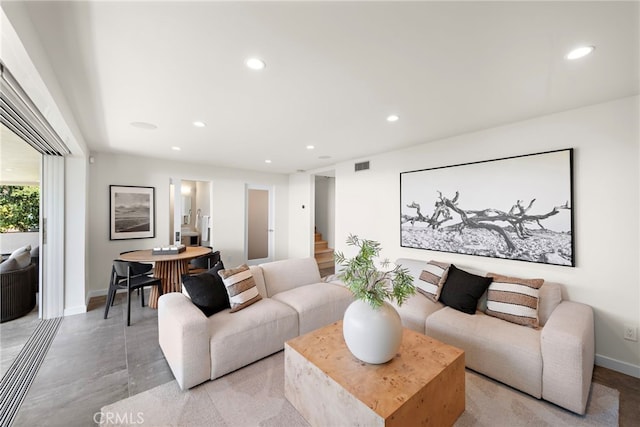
[109,185,155,240]
[400,149,574,267]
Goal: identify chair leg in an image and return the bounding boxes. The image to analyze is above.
[104,285,114,319]
[110,277,118,306]
[104,269,116,319]
[140,287,145,307]
[127,285,131,327]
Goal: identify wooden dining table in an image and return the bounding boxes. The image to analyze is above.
[119,246,212,309]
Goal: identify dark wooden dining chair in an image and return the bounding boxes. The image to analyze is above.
[188,250,221,275]
[104,260,163,326]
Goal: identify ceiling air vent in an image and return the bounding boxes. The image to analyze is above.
[354,161,370,172]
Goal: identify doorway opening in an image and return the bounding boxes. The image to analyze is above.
[313,173,335,277]
[169,179,212,247]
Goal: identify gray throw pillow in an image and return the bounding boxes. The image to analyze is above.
[12,250,32,269]
[0,257,20,273]
[10,245,31,258]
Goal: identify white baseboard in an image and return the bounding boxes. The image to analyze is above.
[595,354,640,378]
[63,304,87,316]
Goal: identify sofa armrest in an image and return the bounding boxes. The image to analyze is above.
[540,301,594,414]
[158,293,211,390]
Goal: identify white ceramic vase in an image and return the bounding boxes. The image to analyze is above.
[342,299,403,364]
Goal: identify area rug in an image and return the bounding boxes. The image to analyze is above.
[100,351,618,426]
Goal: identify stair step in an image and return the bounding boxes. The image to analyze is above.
[314,233,322,242]
[315,247,333,254]
[315,240,328,251]
[317,259,335,269]
[316,254,333,261]
[315,255,336,264]
[314,249,334,259]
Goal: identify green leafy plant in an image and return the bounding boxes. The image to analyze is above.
[334,234,415,309]
[0,185,40,232]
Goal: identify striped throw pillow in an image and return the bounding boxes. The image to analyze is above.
[218,264,262,312]
[417,261,450,302]
[486,273,544,328]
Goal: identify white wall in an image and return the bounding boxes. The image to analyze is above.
[288,173,314,258]
[334,96,640,376]
[0,232,39,254]
[87,152,290,295]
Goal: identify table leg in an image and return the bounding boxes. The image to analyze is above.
[149,259,190,309]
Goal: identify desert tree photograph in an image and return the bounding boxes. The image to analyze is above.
[400,149,574,266]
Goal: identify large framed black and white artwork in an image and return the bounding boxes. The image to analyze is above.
[109,185,155,240]
[400,149,574,266]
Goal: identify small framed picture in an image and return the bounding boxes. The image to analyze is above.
[109,185,155,240]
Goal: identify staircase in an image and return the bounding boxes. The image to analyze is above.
[314,231,335,277]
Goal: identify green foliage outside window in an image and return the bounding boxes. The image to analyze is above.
[0,186,40,232]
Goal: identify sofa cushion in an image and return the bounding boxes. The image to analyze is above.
[5,245,32,270]
[486,273,544,328]
[248,265,268,298]
[218,264,262,312]
[538,283,562,326]
[181,264,230,317]
[439,265,492,314]
[208,298,298,380]
[0,257,21,273]
[390,293,445,334]
[9,245,31,259]
[426,307,543,398]
[395,258,431,283]
[416,260,450,302]
[260,257,322,297]
[271,282,354,335]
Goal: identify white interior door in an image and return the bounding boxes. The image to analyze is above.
[245,185,274,264]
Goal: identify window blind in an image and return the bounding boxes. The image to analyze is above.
[0,62,70,156]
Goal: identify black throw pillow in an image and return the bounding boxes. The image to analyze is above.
[439,264,493,315]
[182,261,230,316]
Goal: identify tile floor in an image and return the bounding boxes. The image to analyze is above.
[0,306,40,379]
[10,291,173,427]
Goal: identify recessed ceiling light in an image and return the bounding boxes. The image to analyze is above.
[306,145,315,150]
[193,121,206,128]
[246,57,266,70]
[566,46,595,60]
[265,159,272,164]
[130,121,158,130]
[171,146,181,151]
[386,115,399,122]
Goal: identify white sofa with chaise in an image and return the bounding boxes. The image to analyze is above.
[158,257,354,390]
[159,256,595,415]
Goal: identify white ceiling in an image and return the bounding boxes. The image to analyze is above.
[6,1,639,174]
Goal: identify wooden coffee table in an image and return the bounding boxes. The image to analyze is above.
[284,321,465,427]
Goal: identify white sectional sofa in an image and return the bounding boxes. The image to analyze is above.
[158,257,354,391]
[158,256,595,415]
[388,258,595,415]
